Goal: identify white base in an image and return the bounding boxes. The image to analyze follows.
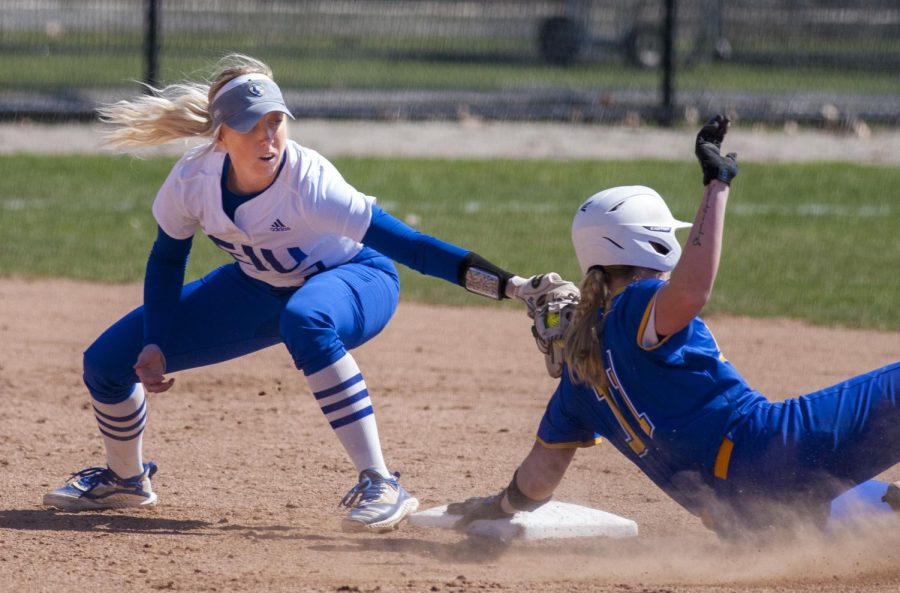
[409,501,638,541]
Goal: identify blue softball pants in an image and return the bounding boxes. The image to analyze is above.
[714,362,900,530]
[83,247,399,404]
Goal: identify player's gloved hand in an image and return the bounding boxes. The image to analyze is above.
[446,492,513,531]
[134,343,175,393]
[695,114,738,186]
[510,272,581,379]
[533,301,576,378]
[507,273,580,320]
[507,273,580,378]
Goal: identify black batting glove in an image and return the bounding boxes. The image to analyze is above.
[447,492,513,531]
[695,114,738,186]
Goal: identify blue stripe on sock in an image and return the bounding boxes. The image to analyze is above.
[321,389,370,415]
[97,424,145,442]
[94,410,146,434]
[92,399,146,423]
[313,373,364,400]
[329,405,374,429]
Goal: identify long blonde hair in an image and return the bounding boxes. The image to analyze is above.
[564,265,636,390]
[97,54,273,149]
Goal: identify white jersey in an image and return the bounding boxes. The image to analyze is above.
[152,140,374,288]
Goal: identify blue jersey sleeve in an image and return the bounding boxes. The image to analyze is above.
[361,205,468,284]
[143,225,193,347]
[615,279,704,361]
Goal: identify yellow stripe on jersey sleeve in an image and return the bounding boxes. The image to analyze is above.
[636,289,675,352]
[535,436,603,449]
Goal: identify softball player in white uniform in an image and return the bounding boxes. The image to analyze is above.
[43,54,569,533]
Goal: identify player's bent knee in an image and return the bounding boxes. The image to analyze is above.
[278,305,334,336]
[278,308,344,373]
[82,348,137,404]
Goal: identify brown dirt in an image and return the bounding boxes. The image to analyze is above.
[0,276,898,593]
[4,121,900,164]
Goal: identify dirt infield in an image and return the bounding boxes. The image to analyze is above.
[2,120,899,591]
[1,277,898,593]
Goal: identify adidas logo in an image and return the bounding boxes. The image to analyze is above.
[270,219,290,232]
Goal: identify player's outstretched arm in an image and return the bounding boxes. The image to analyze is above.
[362,206,575,306]
[655,115,737,337]
[448,442,575,528]
[515,441,576,501]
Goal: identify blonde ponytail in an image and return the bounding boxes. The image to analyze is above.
[564,265,636,390]
[98,53,274,150]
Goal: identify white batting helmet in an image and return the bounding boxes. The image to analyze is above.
[571,185,692,274]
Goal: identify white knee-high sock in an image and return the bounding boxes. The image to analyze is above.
[92,383,146,479]
[305,353,390,478]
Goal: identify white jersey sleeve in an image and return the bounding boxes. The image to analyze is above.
[151,152,205,240]
[298,150,374,243]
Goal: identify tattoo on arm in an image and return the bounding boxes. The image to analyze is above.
[691,194,712,247]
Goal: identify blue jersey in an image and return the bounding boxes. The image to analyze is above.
[537,278,899,529]
[537,278,766,515]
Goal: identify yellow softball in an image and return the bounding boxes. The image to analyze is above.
[545,310,561,328]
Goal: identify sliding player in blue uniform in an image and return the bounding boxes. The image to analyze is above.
[449,115,899,536]
[42,54,572,533]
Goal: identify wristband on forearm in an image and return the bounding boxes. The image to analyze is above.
[458,252,514,300]
[499,469,552,513]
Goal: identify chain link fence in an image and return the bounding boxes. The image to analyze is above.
[1,0,898,126]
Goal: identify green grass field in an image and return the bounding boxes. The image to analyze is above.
[1,154,897,330]
[6,52,898,96]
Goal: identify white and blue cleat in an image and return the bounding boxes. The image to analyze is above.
[43,462,158,511]
[340,469,419,533]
